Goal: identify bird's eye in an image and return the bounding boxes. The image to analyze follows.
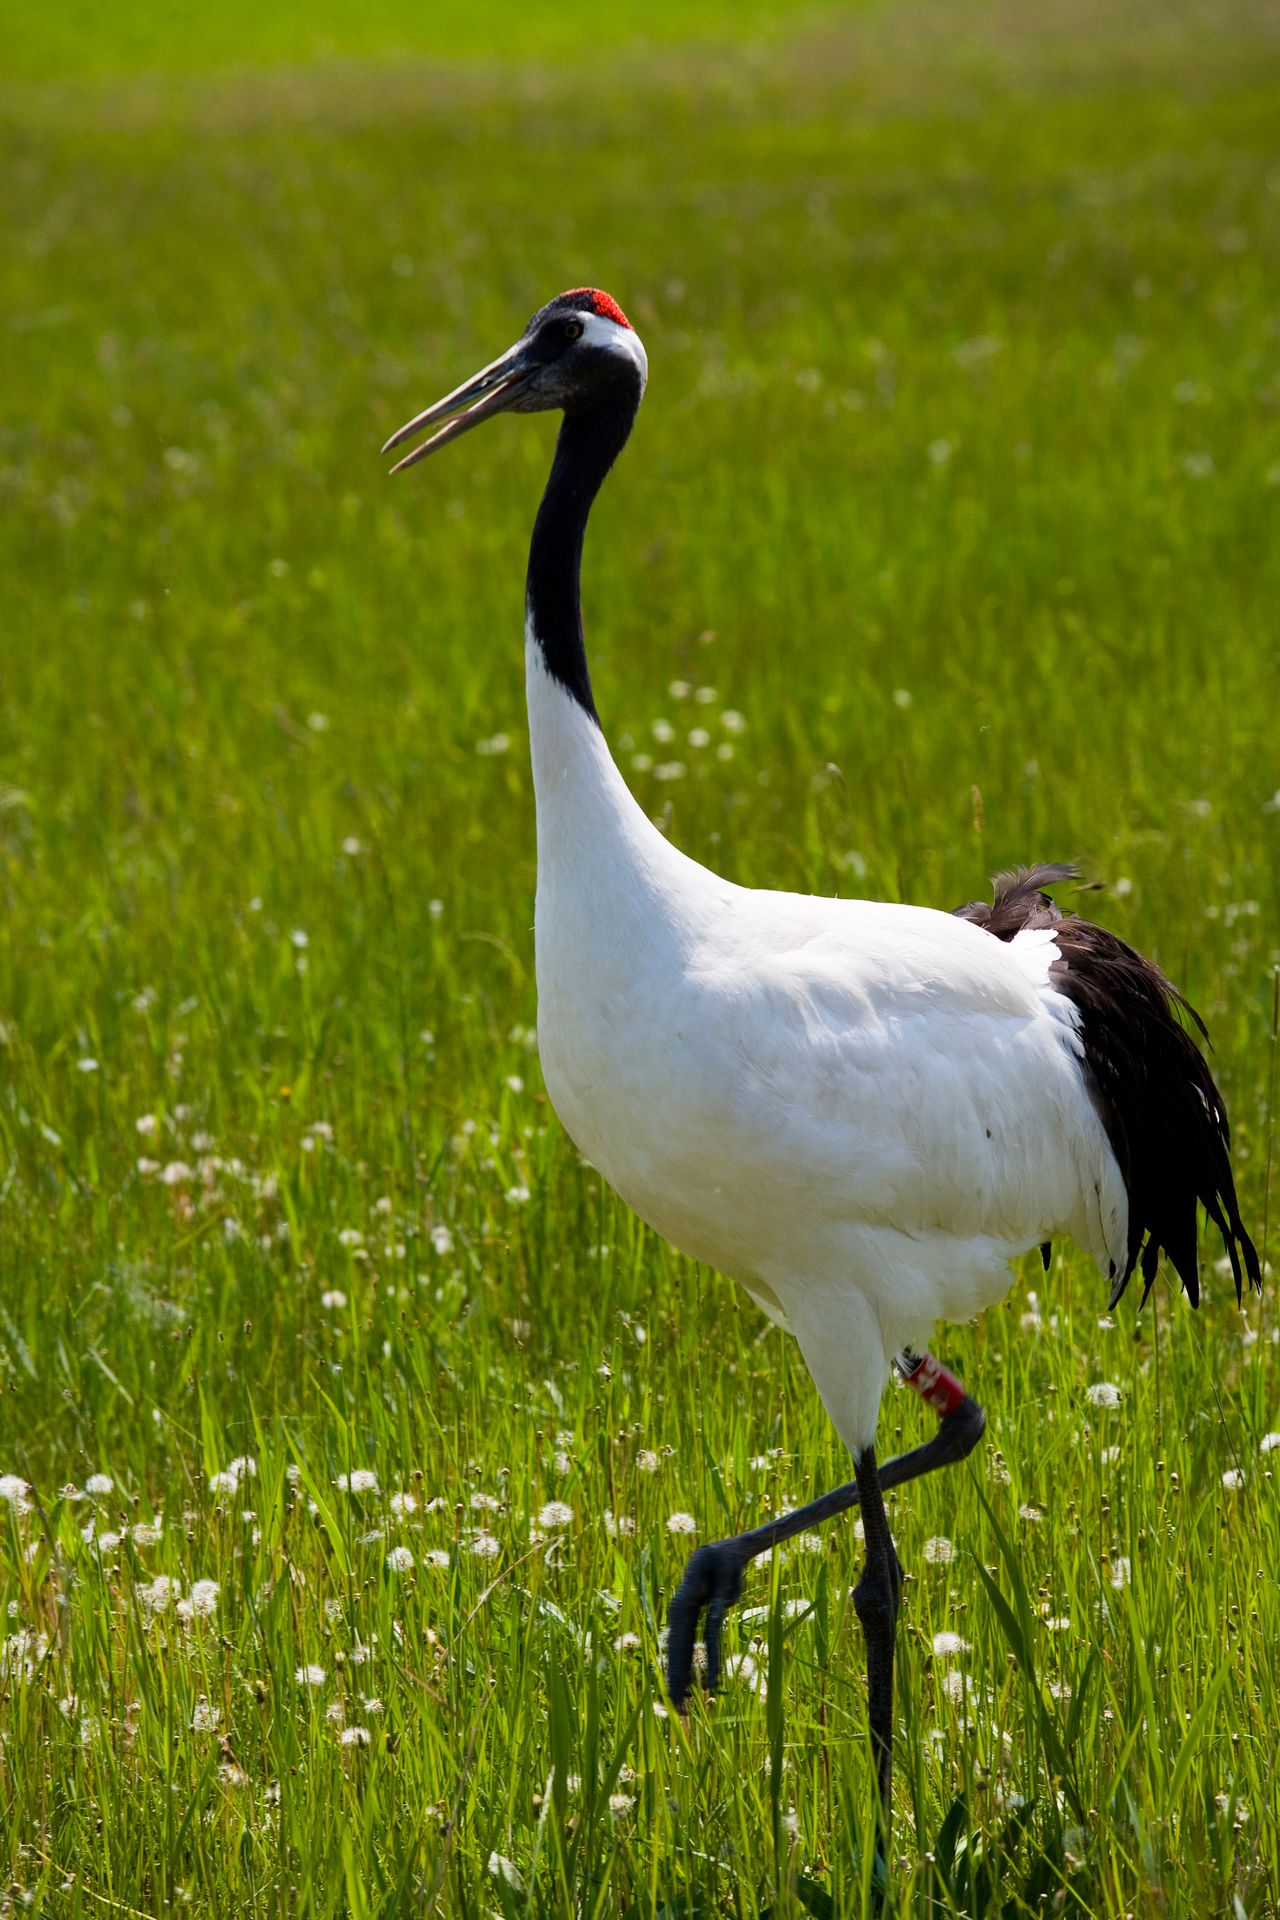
[563,320,584,341]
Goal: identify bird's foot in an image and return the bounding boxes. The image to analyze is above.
[665,1538,751,1706]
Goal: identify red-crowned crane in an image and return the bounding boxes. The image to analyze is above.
[383,289,1261,1853]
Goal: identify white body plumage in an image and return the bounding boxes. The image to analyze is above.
[528,637,1127,1454]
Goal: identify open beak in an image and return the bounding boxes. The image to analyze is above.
[382,342,534,474]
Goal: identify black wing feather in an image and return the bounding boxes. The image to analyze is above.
[956,864,1261,1311]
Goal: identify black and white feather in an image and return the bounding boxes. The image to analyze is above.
[956,865,1260,1310]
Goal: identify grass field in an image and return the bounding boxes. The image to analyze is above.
[3,0,1280,1912]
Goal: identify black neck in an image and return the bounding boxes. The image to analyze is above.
[526,383,640,722]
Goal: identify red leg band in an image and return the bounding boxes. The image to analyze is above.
[898,1352,967,1418]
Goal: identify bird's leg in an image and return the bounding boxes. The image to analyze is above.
[665,1349,983,1706]
[852,1442,898,1856]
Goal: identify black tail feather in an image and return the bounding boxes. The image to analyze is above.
[957,865,1261,1311]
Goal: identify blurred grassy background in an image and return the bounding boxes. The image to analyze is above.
[1,0,1279,1913]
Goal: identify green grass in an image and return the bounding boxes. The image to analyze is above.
[2,0,1280,1912]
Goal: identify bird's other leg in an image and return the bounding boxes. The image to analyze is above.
[852,1443,898,1852]
[665,1350,983,1707]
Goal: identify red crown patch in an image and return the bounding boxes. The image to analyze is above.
[561,288,633,331]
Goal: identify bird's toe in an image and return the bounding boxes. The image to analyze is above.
[666,1539,747,1705]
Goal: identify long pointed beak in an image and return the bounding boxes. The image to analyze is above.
[382,343,534,474]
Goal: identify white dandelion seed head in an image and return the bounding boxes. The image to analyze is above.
[470,1531,500,1559]
[295,1664,326,1687]
[139,1575,180,1614]
[188,1579,220,1617]
[1259,1432,1280,1454]
[1086,1382,1122,1409]
[635,1449,659,1473]
[190,1697,220,1732]
[1222,1467,1245,1490]
[922,1536,953,1565]
[334,1469,379,1494]
[340,1724,371,1747]
[389,1491,417,1517]
[386,1546,414,1573]
[931,1631,969,1657]
[0,1475,32,1510]
[1109,1557,1131,1589]
[321,1290,347,1310]
[537,1501,574,1529]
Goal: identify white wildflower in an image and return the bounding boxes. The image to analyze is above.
[470,1532,500,1559]
[190,1697,220,1732]
[1222,1467,1245,1490]
[85,1473,113,1497]
[296,1664,326,1686]
[931,1631,969,1657]
[1086,1382,1122,1409]
[389,1491,417,1517]
[538,1501,574,1529]
[340,1725,371,1747]
[335,1469,379,1494]
[922,1536,953,1565]
[386,1546,414,1573]
[666,1512,697,1535]
[321,1290,347,1310]
[139,1575,180,1613]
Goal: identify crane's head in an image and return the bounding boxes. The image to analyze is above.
[383,289,648,474]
